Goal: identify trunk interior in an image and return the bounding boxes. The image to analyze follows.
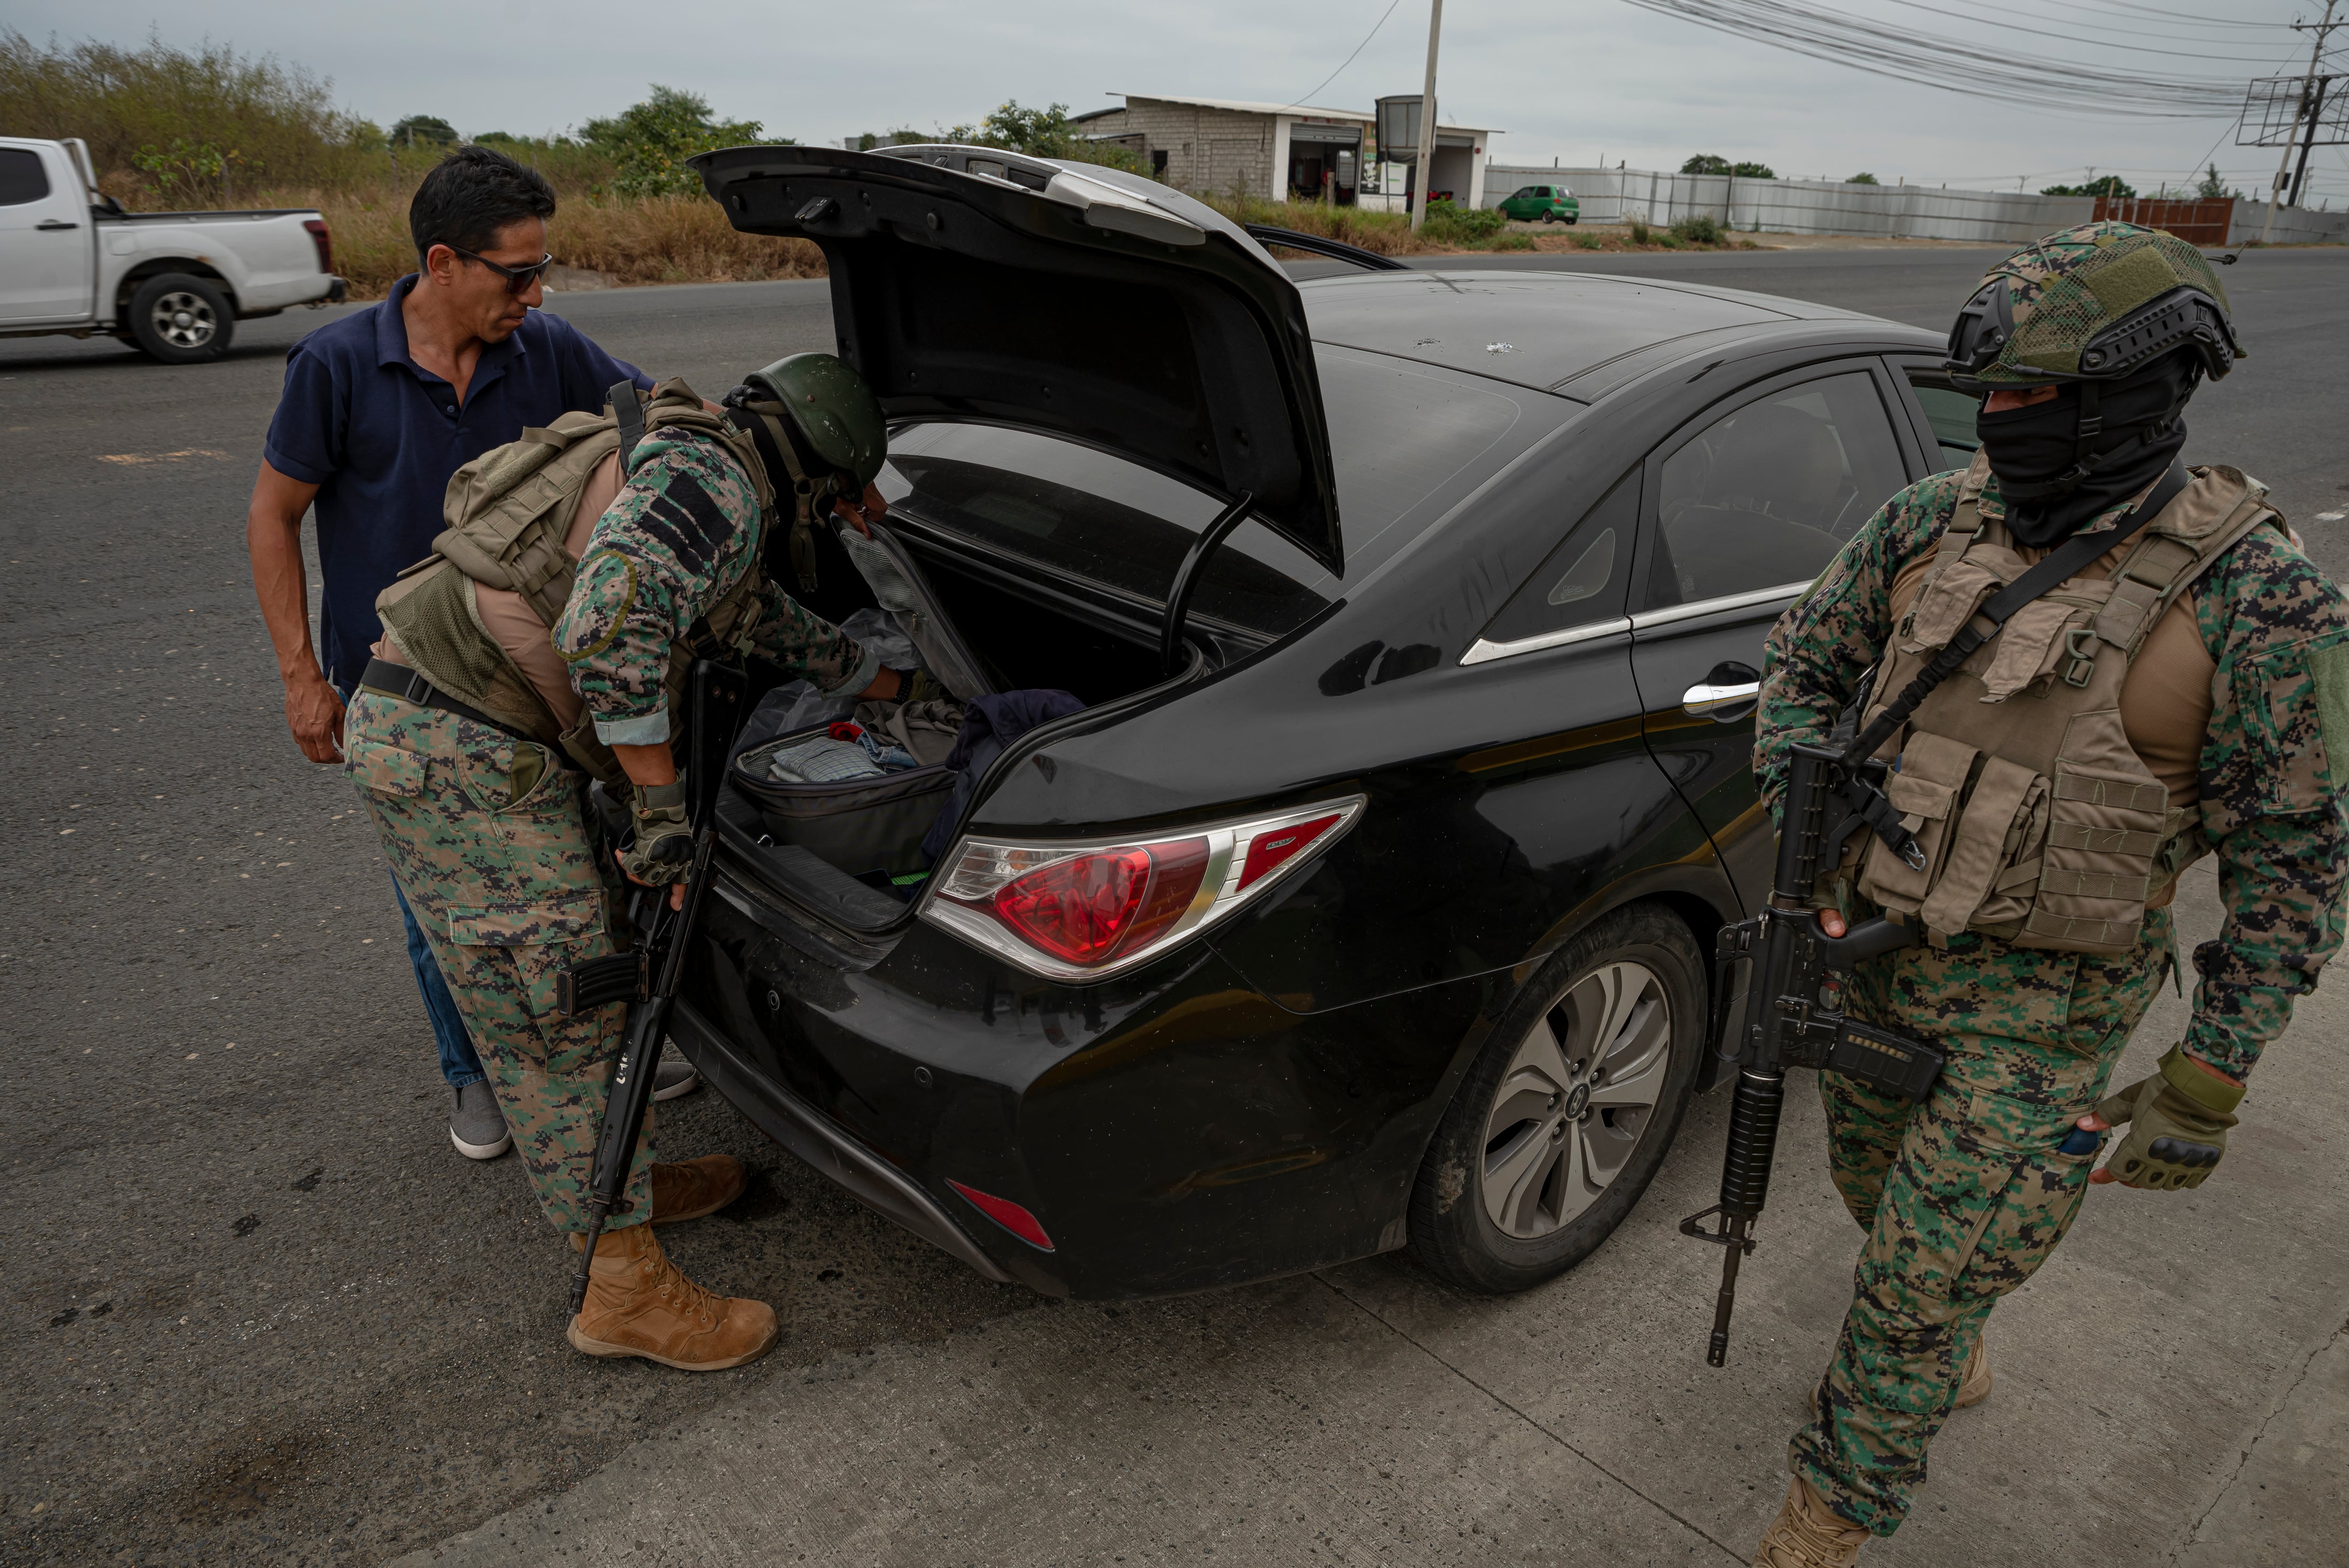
[723,518,1186,929]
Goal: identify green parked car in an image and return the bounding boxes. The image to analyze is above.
[1496,184,1579,224]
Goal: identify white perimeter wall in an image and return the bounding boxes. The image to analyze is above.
[1485,167,2092,244]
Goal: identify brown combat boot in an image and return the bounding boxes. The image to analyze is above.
[1752,1476,1868,1567]
[652,1155,747,1224]
[566,1222,778,1371]
[1952,1335,1993,1409]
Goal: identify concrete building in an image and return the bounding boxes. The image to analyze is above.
[1071,93,1493,210]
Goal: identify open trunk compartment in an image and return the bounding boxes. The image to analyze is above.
[723,518,1189,907]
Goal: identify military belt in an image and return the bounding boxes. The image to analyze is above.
[361,657,578,767]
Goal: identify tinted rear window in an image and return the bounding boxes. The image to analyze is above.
[880,346,1564,633]
[0,148,51,206]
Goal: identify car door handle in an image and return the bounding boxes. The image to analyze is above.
[36,219,80,231]
[1682,680,1760,717]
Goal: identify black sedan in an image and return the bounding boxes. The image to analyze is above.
[673,143,1978,1299]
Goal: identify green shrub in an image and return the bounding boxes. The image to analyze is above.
[1574,231,1603,250]
[581,85,768,197]
[1628,216,1651,245]
[1420,199,1506,244]
[1490,230,1535,251]
[1670,213,1723,245]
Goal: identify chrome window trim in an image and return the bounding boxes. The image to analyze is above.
[1459,616,1633,667]
[1629,580,1814,632]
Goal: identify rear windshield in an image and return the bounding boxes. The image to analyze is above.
[879,346,1564,635]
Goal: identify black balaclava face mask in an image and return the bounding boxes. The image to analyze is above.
[1975,350,2197,546]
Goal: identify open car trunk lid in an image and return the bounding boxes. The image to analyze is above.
[691,142,1346,576]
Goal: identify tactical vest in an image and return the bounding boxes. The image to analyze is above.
[1848,457,2278,955]
[373,377,778,785]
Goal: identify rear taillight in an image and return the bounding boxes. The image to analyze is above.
[302,218,333,274]
[924,796,1365,981]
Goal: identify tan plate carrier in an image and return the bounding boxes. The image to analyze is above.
[1849,458,2277,955]
[373,378,776,785]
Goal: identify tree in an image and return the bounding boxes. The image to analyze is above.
[389,114,458,148]
[1680,153,1730,175]
[939,100,1144,174]
[1849,172,1880,185]
[2041,174,2135,198]
[2195,163,2230,200]
[581,85,770,197]
[1731,160,1774,179]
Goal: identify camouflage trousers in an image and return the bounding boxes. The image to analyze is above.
[1789,908,2174,1534]
[344,691,653,1234]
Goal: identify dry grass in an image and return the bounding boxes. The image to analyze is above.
[249,181,824,298]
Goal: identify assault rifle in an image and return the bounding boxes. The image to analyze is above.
[1679,738,1939,1367]
[557,659,746,1315]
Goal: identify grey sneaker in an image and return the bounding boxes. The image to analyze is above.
[653,1050,700,1102]
[449,1080,512,1160]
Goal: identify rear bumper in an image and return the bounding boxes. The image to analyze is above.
[668,998,1011,1284]
[682,866,1491,1299]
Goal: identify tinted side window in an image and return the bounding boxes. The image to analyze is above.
[1906,369,1980,472]
[1481,469,1636,646]
[1645,371,1907,609]
[0,148,52,206]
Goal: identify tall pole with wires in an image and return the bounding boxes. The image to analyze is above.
[2262,0,2341,243]
[1411,0,1444,232]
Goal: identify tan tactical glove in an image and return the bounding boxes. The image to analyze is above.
[619,778,693,885]
[2091,1046,2242,1191]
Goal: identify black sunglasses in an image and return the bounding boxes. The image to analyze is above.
[445,245,555,295]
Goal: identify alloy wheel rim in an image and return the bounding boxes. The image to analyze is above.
[1478,959,1672,1239]
[153,292,216,349]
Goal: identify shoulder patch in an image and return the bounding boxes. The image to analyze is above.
[2310,642,2349,791]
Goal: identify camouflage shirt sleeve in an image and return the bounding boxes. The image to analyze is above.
[2184,523,2349,1080]
[552,427,870,745]
[1755,472,1964,818]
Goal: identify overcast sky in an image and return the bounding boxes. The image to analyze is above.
[15,0,2345,201]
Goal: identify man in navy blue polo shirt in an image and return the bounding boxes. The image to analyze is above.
[246,144,697,1162]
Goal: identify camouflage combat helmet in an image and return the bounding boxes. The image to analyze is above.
[1945,220,2243,392]
[738,352,887,487]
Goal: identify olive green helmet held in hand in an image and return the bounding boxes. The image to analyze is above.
[1944,219,2244,391]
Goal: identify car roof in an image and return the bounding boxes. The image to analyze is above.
[1299,270,1940,401]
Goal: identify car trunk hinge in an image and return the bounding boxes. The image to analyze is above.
[1160,492,1254,675]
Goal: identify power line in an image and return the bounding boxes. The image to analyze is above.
[1619,0,2262,116]
[1282,0,1408,112]
[1871,0,2304,64]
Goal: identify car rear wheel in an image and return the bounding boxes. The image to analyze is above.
[1540,210,1556,224]
[1407,901,1703,1293]
[127,273,234,364]
[1565,215,1579,225]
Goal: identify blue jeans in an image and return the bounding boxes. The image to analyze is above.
[337,669,486,1091]
[393,873,487,1090]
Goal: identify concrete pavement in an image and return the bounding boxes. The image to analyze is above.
[392,869,2349,1568]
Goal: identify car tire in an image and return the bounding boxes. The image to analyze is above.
[1565,215,1579,225]
[1540,211,1556,224]
[127,273,234,364]
[1406,901,1705,1294]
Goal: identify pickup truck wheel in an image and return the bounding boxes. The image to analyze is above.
[1406,902,1703,1294]
[128,273,233,363]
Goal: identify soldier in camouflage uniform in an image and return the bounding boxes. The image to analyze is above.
[1747,224,2349,1563]
[347,354,900,1373]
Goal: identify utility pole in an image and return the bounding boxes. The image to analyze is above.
[1411,0,1443,233]
[2263,0,2341,243]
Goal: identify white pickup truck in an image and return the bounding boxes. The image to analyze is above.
[0,136,347,363]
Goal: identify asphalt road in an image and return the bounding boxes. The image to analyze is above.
[5,244,2345,1567]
